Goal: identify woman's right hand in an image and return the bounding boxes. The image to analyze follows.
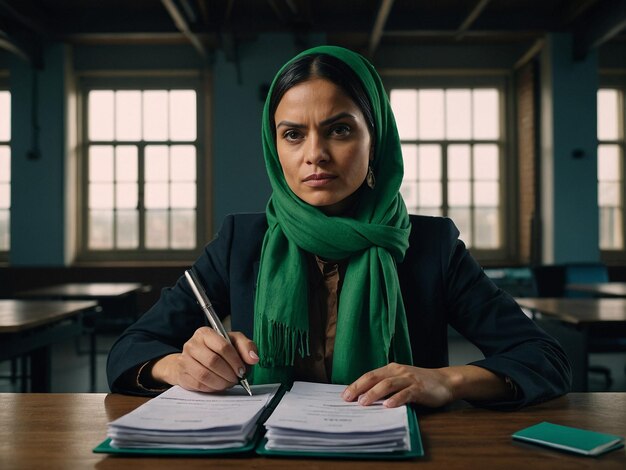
[151,327,259,392]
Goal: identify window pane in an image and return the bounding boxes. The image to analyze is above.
[600,207,623,249]
[401,144,418,180]
[418,145,441,180]
[0,91,10,141]
[89,183,114,209]
[417,207,442,217]
[0,183,9,209]
[598,89,620,141]
[474,182,499,206]
[89,146,114,182]
[400,181,418,211]
[115,146,138,182]
[598,181,621,207]
[171,209,196,248]
[146,210,169,248]
[418,90,444,139]
[445,89,471,140]
[473,89,499,139]
[145,182,169,209]
[170,145,196,181]
[116,210,139,249]
[598,145,621,182]
[115,91,141,141]
[448,145,470,180]
[0,146,10,183]
[0,210,8,250]
[473,144,499,180]
[448,208,472,246]
[88,91,114,141]
[116,182,138,209]
[171,182,196,208]
[170,90,197,141]
[145,145,169,182]
[418,182,441,207]
[89,210,113,249]
[474,207,500,248]
[448,181,470,206]
[143,91,168,141]
[390,90,418,140]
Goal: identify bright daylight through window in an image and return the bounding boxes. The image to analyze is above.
[0,90,10,253]
[390,88,501,249]
[86,89,197,252]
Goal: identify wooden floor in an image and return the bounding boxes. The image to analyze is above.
[0,332,624,393]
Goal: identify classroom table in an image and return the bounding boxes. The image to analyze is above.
[0,300,98,392]
[0,392,623,469]
[15,282,149,391]
[516,297,626,392]
[567,282,626,298]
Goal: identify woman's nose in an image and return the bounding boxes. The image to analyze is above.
[305,134,329,165]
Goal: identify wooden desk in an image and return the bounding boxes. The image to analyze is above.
[16,283,148,392]
[16,282,147,300]
[0,300,97,392]
[567,283,626,298]
[516,298,626,392]
[0,393,623,469]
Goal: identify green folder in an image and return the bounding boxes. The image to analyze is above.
[512,421,624,456]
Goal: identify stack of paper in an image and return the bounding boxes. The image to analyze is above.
[107,384,280,449]
[263,382,411,453]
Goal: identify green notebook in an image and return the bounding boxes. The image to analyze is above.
[512,421,624,456]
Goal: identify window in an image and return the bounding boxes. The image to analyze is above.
[0,90,10,256]
[389,84,506,254]
[598,87,625,252]
[81,82,203,261]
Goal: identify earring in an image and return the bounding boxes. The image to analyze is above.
[366,165,376,189]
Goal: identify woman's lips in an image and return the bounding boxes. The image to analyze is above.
[303,173,337,187]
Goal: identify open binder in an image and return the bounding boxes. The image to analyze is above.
[93,382,424,460]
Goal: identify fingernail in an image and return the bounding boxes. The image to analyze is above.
[358,394,368,406]
[238,367,245,378]
[342,389,352,401]
[383,398,395,408]
[249,350,259,360]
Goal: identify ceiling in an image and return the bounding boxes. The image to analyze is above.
[1,0,625,66]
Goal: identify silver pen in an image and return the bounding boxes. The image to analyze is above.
[184,268,253,396]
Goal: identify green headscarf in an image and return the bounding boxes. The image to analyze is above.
[252,45,412,385]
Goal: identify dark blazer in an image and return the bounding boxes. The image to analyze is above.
[107,213,571,409]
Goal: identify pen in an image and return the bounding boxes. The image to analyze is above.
[184,268,253,396]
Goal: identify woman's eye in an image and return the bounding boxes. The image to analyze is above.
[283,130,302,141]
[331,125,350,136]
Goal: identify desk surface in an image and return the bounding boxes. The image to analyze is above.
[567,283,626,298]
[0,393,623,469]
[516,297,626,324]
[0,300,97,333]
[16,282,146,300]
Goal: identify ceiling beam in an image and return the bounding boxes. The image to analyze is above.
[161,0,209,59]
[574,0,626,60]
[368,0,395,58]
[456,0,492,39]
[514,38,544,69]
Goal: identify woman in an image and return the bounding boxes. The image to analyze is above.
[107,46,571,410]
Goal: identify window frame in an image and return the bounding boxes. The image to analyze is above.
[76,73,209,263]
[381,72,517,264]
[599,74,626,264]
[0,73,10,262]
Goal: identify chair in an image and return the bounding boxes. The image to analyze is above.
[484,267,538,297]
[563,263,613,388]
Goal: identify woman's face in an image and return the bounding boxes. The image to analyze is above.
[274,78,372,216]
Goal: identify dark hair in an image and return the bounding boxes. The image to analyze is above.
[268,53,375,140]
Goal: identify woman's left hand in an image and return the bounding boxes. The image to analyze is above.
[342,362,458,408]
